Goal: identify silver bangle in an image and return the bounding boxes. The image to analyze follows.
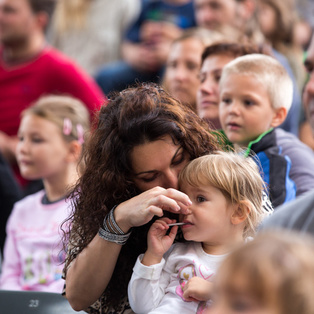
[98,205,132,245]
[98,227,131,245]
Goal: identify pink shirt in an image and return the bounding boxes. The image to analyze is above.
[0,190,71,293]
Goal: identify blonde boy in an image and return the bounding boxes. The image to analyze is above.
[219,54,314,208]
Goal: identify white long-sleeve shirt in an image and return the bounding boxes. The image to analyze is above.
[128,242,227,314]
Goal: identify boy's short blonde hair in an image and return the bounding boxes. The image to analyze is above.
[178,151,268,238]
[219,54,293,111]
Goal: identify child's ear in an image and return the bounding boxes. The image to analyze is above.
[231,200,251,225]
[66,140,82,163]
[270,107,287,128]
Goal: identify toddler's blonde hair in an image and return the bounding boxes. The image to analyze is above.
[178,151,268,238]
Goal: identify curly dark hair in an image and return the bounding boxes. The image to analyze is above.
[63,83,221,309]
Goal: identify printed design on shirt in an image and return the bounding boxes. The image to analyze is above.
[176,263,196,301]
[199,264,214,280]
[175,261,214,313]
[24,257,35,281]
[22,249,66,289]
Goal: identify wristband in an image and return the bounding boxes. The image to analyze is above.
[98,205,132,245]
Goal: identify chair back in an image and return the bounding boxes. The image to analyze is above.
[0,290,85,314]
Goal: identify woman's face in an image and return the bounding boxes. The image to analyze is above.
[163,37,204,110]
[197,54,235,128]
[130,135,189,191]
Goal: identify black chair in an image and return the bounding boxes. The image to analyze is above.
[0,290,86,314]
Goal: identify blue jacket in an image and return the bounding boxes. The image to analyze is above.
[244,128,296,208]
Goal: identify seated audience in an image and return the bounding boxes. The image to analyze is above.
[197,42,266,129]
[198,43,314,199]
[162,27,225,112]
[62,83,220,313]
[219,54,314,207]
[0,0,105,193]
[95,0,196,95]
[193,0,302,136]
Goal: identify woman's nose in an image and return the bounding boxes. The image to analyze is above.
[163,169,179,189]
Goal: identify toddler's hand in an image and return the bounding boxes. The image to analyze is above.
[182,277,213,302]
[141,217,178,266]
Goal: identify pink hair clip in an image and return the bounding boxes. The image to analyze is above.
[63,118,72,136]
[76,124,84,144]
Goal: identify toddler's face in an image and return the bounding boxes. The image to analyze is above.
[219,74,278,147]
[179,181,238,255]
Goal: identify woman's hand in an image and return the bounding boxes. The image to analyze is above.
[141,217,178,266]
[114,186,192,233]
[182,277,214,302]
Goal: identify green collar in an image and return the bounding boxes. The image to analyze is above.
[244,128,273,157]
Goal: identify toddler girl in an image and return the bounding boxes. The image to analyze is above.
[128,151,269,313]
[0,95,90,292]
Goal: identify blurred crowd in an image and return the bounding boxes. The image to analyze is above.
[0,0,314,313]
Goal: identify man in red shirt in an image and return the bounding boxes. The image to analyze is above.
[0,0,105,189]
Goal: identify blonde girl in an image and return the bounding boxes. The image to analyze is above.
[128,151,269,314]
[0,95,90,292]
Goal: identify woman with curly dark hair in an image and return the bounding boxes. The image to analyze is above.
[63,83,221,313]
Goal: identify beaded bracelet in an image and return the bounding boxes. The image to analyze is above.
[98,205,132,245]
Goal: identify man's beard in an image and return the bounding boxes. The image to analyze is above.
[0,33,28,49]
